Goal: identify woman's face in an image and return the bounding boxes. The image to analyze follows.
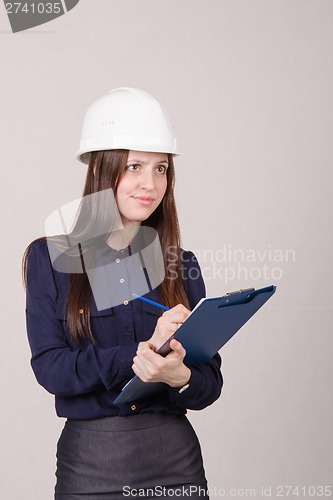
[116,150,169,227]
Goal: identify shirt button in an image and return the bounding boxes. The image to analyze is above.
[123,300,129,306]
[120,278,125,284]
[131,404,136,411]
[116,258,120,264]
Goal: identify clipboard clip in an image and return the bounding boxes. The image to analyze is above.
[226,287,255,296]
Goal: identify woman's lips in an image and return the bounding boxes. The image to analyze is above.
[132,196,155,206]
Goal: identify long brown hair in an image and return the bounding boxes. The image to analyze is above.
[23,149,189,343]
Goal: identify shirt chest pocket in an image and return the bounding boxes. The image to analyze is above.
[55,300,117,347]
[139,301,163,341]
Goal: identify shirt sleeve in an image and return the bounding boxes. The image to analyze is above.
[25,239,138,397]
[167,250,223,410]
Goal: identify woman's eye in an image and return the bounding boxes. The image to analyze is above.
[127,164,140,171]
[156,165,167,174]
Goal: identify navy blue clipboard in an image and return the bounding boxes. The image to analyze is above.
[113,285,276,405]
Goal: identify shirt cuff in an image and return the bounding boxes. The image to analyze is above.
[167,367,201,403]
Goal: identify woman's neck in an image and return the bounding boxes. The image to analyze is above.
[106,222,141,251]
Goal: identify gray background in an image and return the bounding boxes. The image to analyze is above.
[0,0,332,498]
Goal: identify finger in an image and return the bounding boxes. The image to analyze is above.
[171,304,190,315]
[132,352,155,376]
[137,341,155,353]
[160,305,189,321]
[133,350,164,382]
[169,338,186,358]
[162,304,190,321]
[138,346,162,365]
[158,316,186,334]
[132,357,149,380]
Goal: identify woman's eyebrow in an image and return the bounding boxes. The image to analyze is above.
[127,159,169,164]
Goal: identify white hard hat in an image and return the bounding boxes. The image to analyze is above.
[76,87,179,164]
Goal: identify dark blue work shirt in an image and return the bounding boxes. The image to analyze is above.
[25,238,223,419]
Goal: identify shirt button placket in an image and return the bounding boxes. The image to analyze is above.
[116,250,135,343]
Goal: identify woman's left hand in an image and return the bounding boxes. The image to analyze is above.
[132,339,191,389]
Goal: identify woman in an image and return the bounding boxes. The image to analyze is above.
[23,87,223,499]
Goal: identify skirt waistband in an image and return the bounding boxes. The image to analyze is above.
[66,413,185,432]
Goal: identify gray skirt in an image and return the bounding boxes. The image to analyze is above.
[55,413,209,499]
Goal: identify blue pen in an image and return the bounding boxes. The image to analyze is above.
[132,293,170,311]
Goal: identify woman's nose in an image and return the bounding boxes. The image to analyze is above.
[139,169,155,190]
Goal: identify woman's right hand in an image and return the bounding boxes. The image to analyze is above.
[148,304,190,350]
